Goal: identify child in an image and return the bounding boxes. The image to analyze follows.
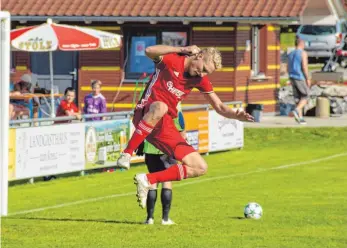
[83,80,107,121]
[55,87,81,124]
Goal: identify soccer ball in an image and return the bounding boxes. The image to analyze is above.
[244,202,263,219]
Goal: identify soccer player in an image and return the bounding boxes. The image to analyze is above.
[140,103,186,225]
[117,45,254,208]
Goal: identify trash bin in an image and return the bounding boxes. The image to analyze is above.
[315,97,330,118]
[279,103,295,116]
[246,104,264,122]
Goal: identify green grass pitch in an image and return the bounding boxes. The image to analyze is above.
[2,128,347,248]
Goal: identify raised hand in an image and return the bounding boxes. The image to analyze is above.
[180,45,201,55]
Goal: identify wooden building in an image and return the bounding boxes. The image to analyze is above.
[4,0,309,113]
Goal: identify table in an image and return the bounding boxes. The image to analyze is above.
[10,93,63,118]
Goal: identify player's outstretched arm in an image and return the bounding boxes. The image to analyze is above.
[204,92,254,122]
[145,45,201,62]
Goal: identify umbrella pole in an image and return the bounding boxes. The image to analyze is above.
[49,51,55,117]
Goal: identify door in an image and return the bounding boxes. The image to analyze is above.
[30,51,78,100]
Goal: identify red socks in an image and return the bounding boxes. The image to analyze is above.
[124,120,153,155]
[147,164,187,184]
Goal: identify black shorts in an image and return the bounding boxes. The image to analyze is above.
[145,154,177,173]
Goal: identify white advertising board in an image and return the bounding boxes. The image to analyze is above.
[15,123,85,179]
[208,110,244,152]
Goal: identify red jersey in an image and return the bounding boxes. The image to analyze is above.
[56,100,79,123]
[136,53,214,118]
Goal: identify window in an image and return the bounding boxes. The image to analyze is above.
[300,25,336,36]
[251,26,260,75]
[123,28,188,80]
[162,32,187,47]
[251,26,267,76]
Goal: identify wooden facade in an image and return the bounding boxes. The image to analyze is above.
[11,22,281,113]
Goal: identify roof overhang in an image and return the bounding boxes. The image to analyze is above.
[10,15,299,24]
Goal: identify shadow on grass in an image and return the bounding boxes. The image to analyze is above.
[230,216,246,220]
[7,216,142,225]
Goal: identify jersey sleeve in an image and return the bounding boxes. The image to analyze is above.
[157,53,180,70]
[143,141,163,155]
[195,76,214,94]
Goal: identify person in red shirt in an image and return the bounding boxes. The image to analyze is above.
[117,45,254,208]
[55,87,81,124]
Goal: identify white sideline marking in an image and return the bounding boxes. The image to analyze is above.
[8,152,347,216]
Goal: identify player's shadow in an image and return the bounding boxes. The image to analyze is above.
[8,216,142,225]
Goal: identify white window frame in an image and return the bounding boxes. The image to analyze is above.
[251,26,260,76]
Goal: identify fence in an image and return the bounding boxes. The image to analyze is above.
[4,100,244,216]
[10,101,243,126]
[8,101,244,179]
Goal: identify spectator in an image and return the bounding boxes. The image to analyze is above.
[9,104,14,120]
[287,37,310,125]
[9,73,32,120]
[83,80,107,121]
[13,73,34,94]
[55,87,82,124]
[9,91,30,120]
[9,69,17,120]
[9,68,15,91]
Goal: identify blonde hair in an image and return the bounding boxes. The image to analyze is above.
[91,80,102,88]
[201,47,222,70]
